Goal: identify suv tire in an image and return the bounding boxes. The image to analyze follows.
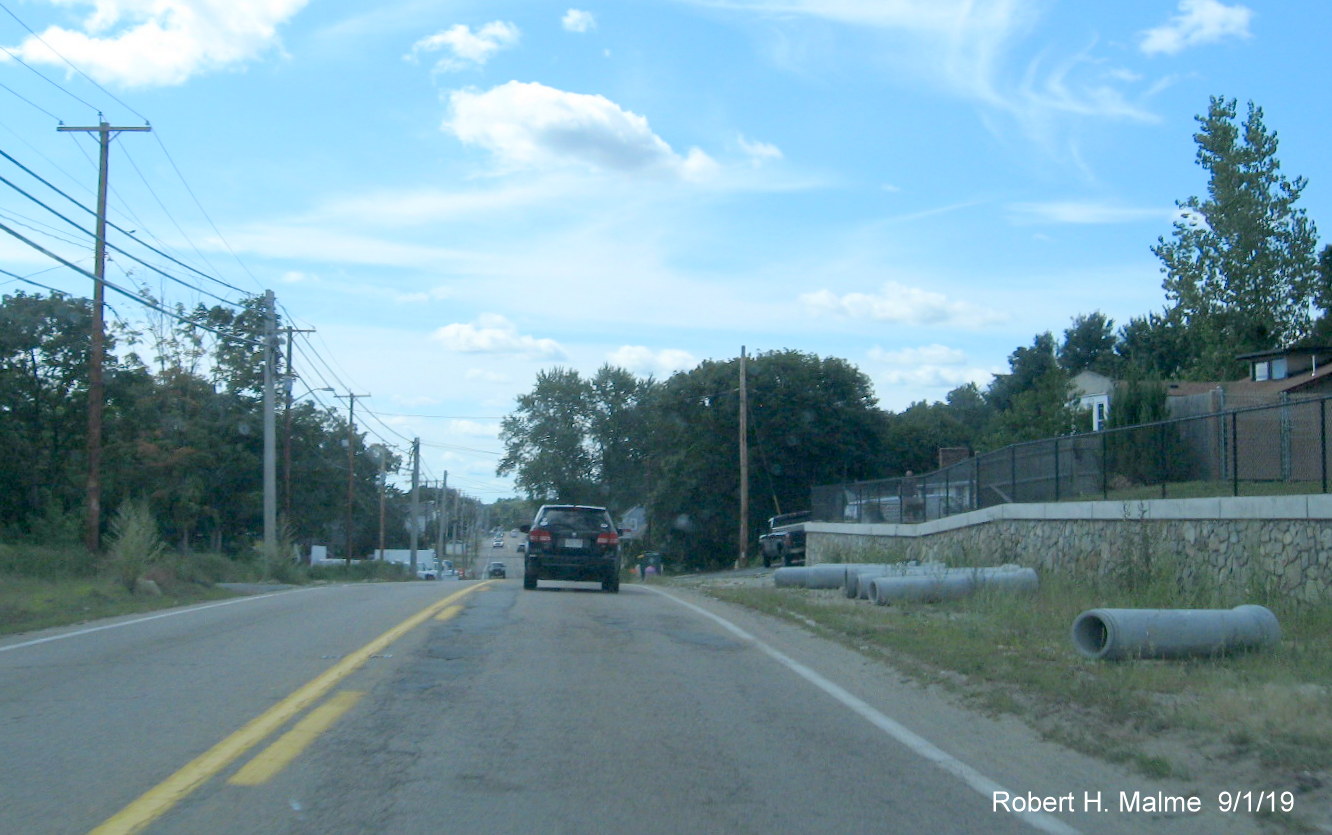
[523,573,537,590]
[602,571,619,593]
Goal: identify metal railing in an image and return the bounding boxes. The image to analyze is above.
[811,393,1332,524]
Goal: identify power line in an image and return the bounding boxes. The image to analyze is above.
[0,146,251,298]
[0,0,145,122]
[0,164,242,307]
[150,131,264,293]
[0,80,61,121]
[0,217,263,346]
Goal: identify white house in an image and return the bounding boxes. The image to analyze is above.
[1070,370,1114,431]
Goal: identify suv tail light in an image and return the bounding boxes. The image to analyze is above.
[596,531,619,547]
[529,528,552,544]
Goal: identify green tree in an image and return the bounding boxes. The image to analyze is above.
[1115,310,1190,379]
[498,368,597,502]
[1153,96,1320,378]
[985,332,1060,414]
[0,292,95,528]
[1058,312,1118,375]
[879,401,970,475]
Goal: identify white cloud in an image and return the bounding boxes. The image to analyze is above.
[562,9,597,33]
[444,81,717,180]
[799,281,1008,328]
[406,21,519,72]
[737,134,783,166]
[0,0,307,88]
[607,345,698,376]
[869,344,967,367]
[431,314,565,359]
[1140,0,1252,56]
[867,344,997,392]
[1007,201,1172,225]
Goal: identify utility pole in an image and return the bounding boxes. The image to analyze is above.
[737,345,749,570]
[435,471,448,563]
[335,392,368,564]
[409,438,421,573]
[375,446,387,560]
[262,290,277,557]
[280,325,315,522]
[58,119,151,552]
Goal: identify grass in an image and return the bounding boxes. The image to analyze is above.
[1080,479,1323,502]
[0,542,420,638]
[0,574,236,635]
[694,567,1332,786]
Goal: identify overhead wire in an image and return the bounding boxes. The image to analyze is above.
[0,217,263,346]
[0,146,251,299]
[0,0,145,122]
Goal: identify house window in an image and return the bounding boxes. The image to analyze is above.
[1271,357,1288,380]
[1254,361,1269,381]
[1095,402,1106,431]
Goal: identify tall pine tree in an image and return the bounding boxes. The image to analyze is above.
[1152,96,1320,379]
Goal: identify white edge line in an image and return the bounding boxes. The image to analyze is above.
[646,586,1081,835]
[0,586,324,654]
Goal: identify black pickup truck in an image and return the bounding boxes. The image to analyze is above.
[758,511,809,568]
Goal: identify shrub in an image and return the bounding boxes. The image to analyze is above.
[104,501,167,592]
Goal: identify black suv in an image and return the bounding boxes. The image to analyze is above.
[521,504,621,593]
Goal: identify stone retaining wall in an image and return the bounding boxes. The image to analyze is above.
[807,497,1332,603]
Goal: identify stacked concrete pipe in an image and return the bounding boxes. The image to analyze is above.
[1070,604,1281,660]
[773,563,884,590]
[843,563,948,599]
[866,566,1039,605]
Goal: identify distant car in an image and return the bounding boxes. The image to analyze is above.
[521,504,620,593]
[492,538,504,548]
[516,542,526,553]
[486,561,507,578]
[416,564,438,580]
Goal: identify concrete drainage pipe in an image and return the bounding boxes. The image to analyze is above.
[773,567,808,588]
[867,566,1039,605]
[844,563,948,599]
[1070,605,1281,661]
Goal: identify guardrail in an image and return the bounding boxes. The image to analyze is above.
[811,393,1332,524]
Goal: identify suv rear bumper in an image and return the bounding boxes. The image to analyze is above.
[525,554,616,581]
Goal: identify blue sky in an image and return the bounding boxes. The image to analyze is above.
[1,0,1328,499]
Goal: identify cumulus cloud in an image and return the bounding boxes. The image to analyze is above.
[406,21,519,72]
[608,345,697,376]
[0,0,307,87]
[562,9,597,33]
[868,344,996,389]
[800,281,1007,328]
[444,81,717,179]
[431,314,564,359]
[1140,0,1252,55]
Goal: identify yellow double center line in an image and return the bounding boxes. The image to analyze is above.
[91,582,490,835]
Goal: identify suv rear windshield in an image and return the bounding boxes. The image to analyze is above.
[535,507,613,531]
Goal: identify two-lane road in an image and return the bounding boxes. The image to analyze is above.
[0,578,1255,833]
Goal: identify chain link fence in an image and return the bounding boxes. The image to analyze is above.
[812,393,1332,524]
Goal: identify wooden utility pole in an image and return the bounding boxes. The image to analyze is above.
[58,119,151,552]
[737,345,749,569]
[335,392,368,564]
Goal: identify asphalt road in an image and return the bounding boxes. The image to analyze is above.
[0,573,1259,834]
